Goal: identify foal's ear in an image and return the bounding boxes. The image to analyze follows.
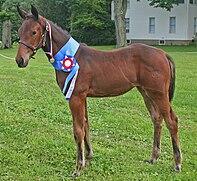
[17,5,27,19]
[31,5,39,20]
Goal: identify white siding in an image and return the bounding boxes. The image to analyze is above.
[187,4,197,39]
[111,0,197,43]
[126,0,188,40]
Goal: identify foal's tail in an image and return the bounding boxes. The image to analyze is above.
[166,54,176,102]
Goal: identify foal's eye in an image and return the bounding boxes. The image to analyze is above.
[32,31,37,36]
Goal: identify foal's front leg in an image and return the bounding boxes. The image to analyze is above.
[69,96,86,177]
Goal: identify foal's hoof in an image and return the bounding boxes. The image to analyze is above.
[86,159,91,166]
[175,165,181,172]
[71,171,80,178]
[147,158,156,164]
[86,152,93,166]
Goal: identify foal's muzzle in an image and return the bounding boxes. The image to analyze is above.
[18,57,24,67]
[16,57,26,68]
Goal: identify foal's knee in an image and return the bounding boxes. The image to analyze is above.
[150,109,162,123]
[74,128,85,142]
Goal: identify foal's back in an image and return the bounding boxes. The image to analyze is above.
[77,44,170,97]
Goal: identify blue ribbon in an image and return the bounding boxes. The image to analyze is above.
[62,63,79,94]
[53,37,80,64]
[48,37,80,100]
[50,37,80,72]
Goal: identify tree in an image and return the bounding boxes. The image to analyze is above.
[113,0,180,48]
[0,0,36,43]
[2,19,12,48]
[0,0,8,43]
[113,0,127,48]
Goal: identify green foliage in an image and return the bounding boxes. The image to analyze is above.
[0,0,115,45]
[35,0,71,30]
[148,0,180,11]
[0,0,7,41]
[0,45,196,180]
[0,0,36,43]
[0,10,10,21]
[70,0,115,45]
[36,0,115,45]
[0,10,10,40]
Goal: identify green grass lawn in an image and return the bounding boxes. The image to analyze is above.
[0,45,196,180]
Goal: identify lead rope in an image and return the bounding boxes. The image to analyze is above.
[0,53,15,60]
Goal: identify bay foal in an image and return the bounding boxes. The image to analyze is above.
[15,6,182,177]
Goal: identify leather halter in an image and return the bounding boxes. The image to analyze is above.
[18,23,48,54]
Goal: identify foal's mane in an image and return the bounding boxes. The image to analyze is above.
[48,20,88,47]
[47,19,70,36]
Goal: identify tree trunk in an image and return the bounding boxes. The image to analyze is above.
[114,0,127,48]
[2,20,12,49]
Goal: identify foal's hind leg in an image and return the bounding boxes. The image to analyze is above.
[84,100,93,164]
[137,87,163,163]
[163,106,182,172]
[144,90,182,172]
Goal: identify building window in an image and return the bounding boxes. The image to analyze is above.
[127,0,130,8]
[149,17,155,34]
[190,0,197,4]
[194,17,197,33]
[159,40,165,45]
[125,18,130,33]
[169,17,176,33]
[179,0,184,3]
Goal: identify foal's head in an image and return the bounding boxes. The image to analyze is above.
[16,5,46,67]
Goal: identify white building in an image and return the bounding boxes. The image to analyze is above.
[112,0,197,45]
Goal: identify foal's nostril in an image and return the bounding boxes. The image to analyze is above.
[18,57,24,67]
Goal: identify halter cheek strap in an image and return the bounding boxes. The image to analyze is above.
[19,40,38,53]
[18,26,48,54]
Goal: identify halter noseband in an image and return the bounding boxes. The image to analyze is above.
[18,22,49,54]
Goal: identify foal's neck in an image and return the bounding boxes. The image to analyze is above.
[42,20,70,58]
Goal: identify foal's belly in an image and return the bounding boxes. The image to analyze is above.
[87,85,135,97]
[85,49,138,97]
[87,72,136,97]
